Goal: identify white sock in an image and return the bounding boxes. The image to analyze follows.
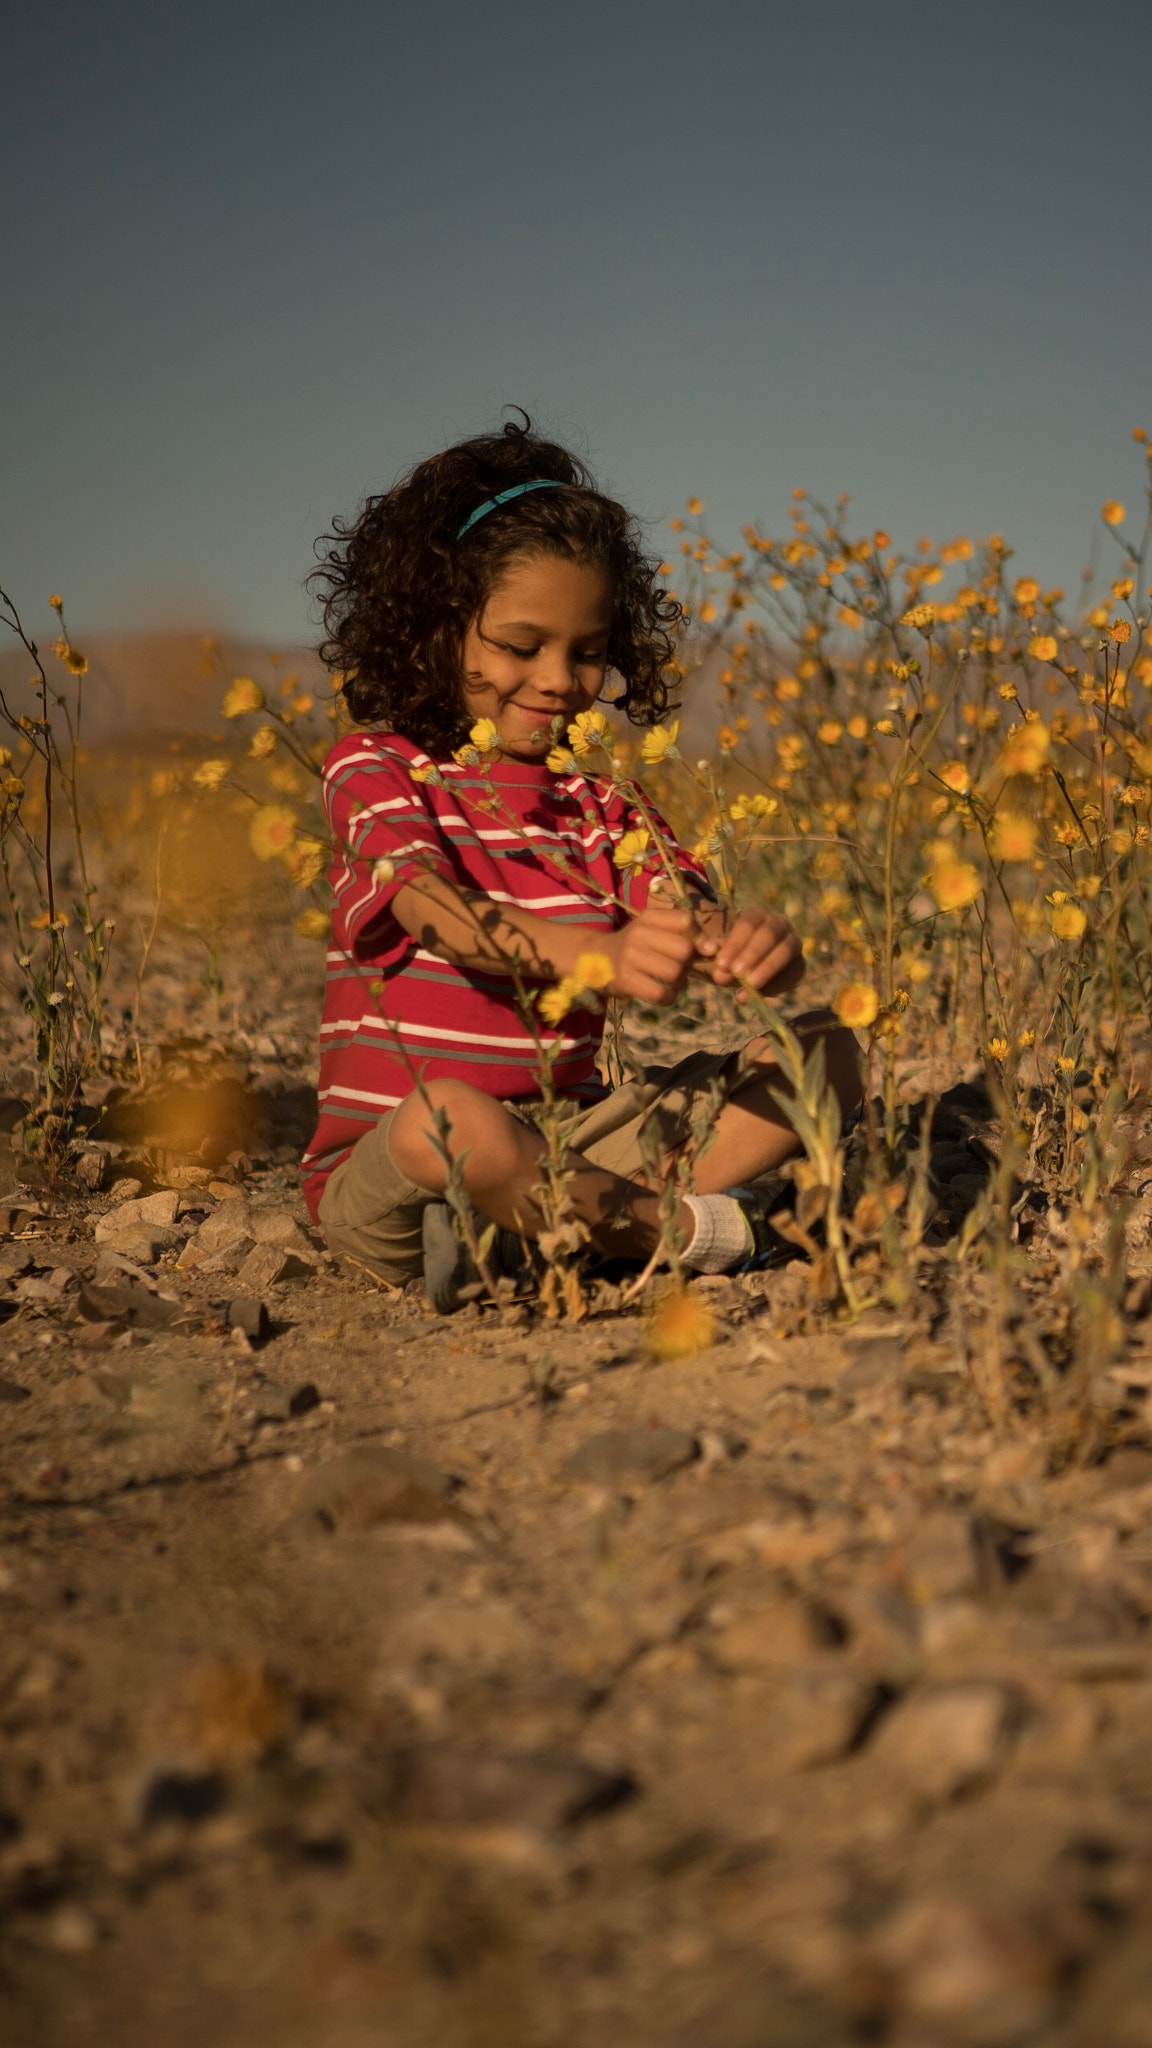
[680,1192,754,1275]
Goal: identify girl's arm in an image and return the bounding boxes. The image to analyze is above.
[390,872,699,1006]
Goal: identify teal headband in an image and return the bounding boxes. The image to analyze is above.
[456,478,565,540]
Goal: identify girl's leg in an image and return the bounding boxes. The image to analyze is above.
[387,1013,862,1263]
[388,1081,680,1260]
[688,1011,863,1193]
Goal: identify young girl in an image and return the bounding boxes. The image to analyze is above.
[302,419,862,1310]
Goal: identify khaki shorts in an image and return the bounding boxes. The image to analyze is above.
[317,1045,751,1288]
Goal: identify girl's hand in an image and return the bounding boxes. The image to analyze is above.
[603,904,697,1005]
[701,908,806,998]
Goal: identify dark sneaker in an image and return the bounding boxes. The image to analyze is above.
[421,1201,532,1315]
[723,1178,797,1272]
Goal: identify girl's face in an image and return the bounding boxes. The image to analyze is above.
[460,554,614,761]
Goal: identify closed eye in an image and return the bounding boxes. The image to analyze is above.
[500,643,608,664]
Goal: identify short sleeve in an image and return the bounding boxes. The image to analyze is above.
[324,740,456,955]
[611,791,715,913]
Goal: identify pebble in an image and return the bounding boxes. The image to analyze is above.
[867,1681,1018,1800]
[227,1297,271,1345]
[563,1427,699,1487]
[236,1243,290,1293]
[41,1903,100,1952]
[773,1665,878,1769]
[303,1445,458,1530]
[254,1378,319,1421]
[379,1742,636,1831]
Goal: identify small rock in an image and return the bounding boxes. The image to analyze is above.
[254,1379,319,1422]
[303,1445,458,1530]
[190,1201,253,1253]
[138,1768,228,1829]
[774,1666,877,1769]
[379,1742,635,1831]
[236,1243,290,1292]
[868,1893,1057,2039]
[867,1681,1019,1800]
[106,1177,144,1206]
[905,1510,979,1602]
[78,1280,188,1332]
[101,1225,174,1264]
[42,1903,100,1952]
[14,1277,64,1305]
[227,1297,270,1345]
[191,1241,255,1276]
[250,1206,318,1256]
[563,1427,699,1487]
[73,1148,110,1193]
[707,1597,827,1672]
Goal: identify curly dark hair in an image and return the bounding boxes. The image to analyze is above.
[310,414,683,755]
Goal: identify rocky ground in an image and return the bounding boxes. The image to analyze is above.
[3,1003,1152,2046]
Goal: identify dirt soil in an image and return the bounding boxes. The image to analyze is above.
[3,1014,1152,2047]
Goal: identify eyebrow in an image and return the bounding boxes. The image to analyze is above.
[486,619,611,636]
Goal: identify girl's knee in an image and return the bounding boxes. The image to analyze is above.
[390,1082,526,1183]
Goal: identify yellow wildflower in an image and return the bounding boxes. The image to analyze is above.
[612,828,651,871]
[249,726,277,759]
[998,720,1051,777]
[838,606,863,630]
[291,693,313,716]
[51,637,88,677]
[568,709,610,755]
[1110,619,1132,644]
[409,761,443,785]
[469,717,500,754]
[717,725,739,753]
[817,719,843,744]
[572,951,614,991]
[1018,1029,1036,1049]
[640,720,679,765]
[990,812,1038,862]
[900,603,935,630]
[1049,901,1087,941]
[987,1037,1009,1062]
[48,593,63,610]
[294,909,329,941]
[1013,579,1040,605]
[538,977,580,1025]
[547,746,578,774]
[646,1283,717,1362]
[833,981,880,1030]
[1102,500,1125,525]
[930,858,982,913]
[940,761,971,794]
[1028,635,1058,662]
[222,676,265,718]
[192,759,229,791]
[284,837,328,888]
[250,804,297,861]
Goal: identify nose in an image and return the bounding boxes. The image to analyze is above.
[534,652,586,701]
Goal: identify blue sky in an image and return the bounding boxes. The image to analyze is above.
[3,0,1150,642]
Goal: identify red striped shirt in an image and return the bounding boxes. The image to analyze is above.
[301,730,710,1219]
